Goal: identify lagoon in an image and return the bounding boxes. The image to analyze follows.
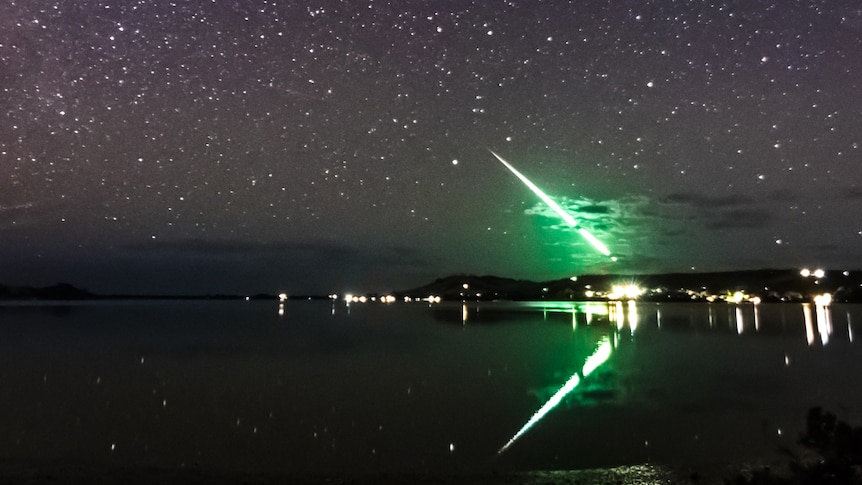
[0,300,860,478]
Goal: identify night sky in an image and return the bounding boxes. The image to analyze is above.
[3,0,862,295]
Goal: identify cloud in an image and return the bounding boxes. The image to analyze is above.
[704,208,773,230]
[659,192,753,208]
[0,200,54,229]
[843,186,862,200]
[576,204,612,214]
[658,191,777,230]
[0,202,35,212]
[519,190,785,271]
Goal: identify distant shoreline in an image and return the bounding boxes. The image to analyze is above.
[3,268,862,303]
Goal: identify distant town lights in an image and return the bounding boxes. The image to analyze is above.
[608,284,643,300]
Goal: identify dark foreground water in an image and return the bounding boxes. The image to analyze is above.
[0,300,860,480]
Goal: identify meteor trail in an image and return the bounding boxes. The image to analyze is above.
[489,150,612,257]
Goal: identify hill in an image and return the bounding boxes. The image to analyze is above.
[397,269,862,303]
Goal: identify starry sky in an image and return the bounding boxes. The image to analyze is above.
[2,0,862,295]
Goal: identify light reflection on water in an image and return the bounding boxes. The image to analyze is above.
[0,300,859,476]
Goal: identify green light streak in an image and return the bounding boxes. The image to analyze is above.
[581,337,613,377]
[577,228,612,257]
[489,150,612,257]
[498,337,613,454]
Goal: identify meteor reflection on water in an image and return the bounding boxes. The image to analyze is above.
[498,336,613,454]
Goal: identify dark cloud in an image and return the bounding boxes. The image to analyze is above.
[843,186,862,200]
[704,208,773,230]
[660,193,754,208]
[576,204,612,214]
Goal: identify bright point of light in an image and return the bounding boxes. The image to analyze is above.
[278,293,288,302]
[489,150,613,258]
[452,159,458,165]
[344,293,354,303]
[814,293,832,306]
[730,291,744,304]
[499,337,612,453]
[608,284,643,300]
[801,268,825,279]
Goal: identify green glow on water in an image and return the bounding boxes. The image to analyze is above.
[581,337,613,377]
[489,150,613,258]
[498,336,613,453]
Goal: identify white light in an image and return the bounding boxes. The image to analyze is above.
[813,269,825,279]
[609,284,643,300]
[800,268,811,277]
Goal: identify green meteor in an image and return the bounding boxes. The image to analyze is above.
[489,150,612,258]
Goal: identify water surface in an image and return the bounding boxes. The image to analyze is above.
[0,300,859,476]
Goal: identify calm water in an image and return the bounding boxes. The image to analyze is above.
[0,300,860,475]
